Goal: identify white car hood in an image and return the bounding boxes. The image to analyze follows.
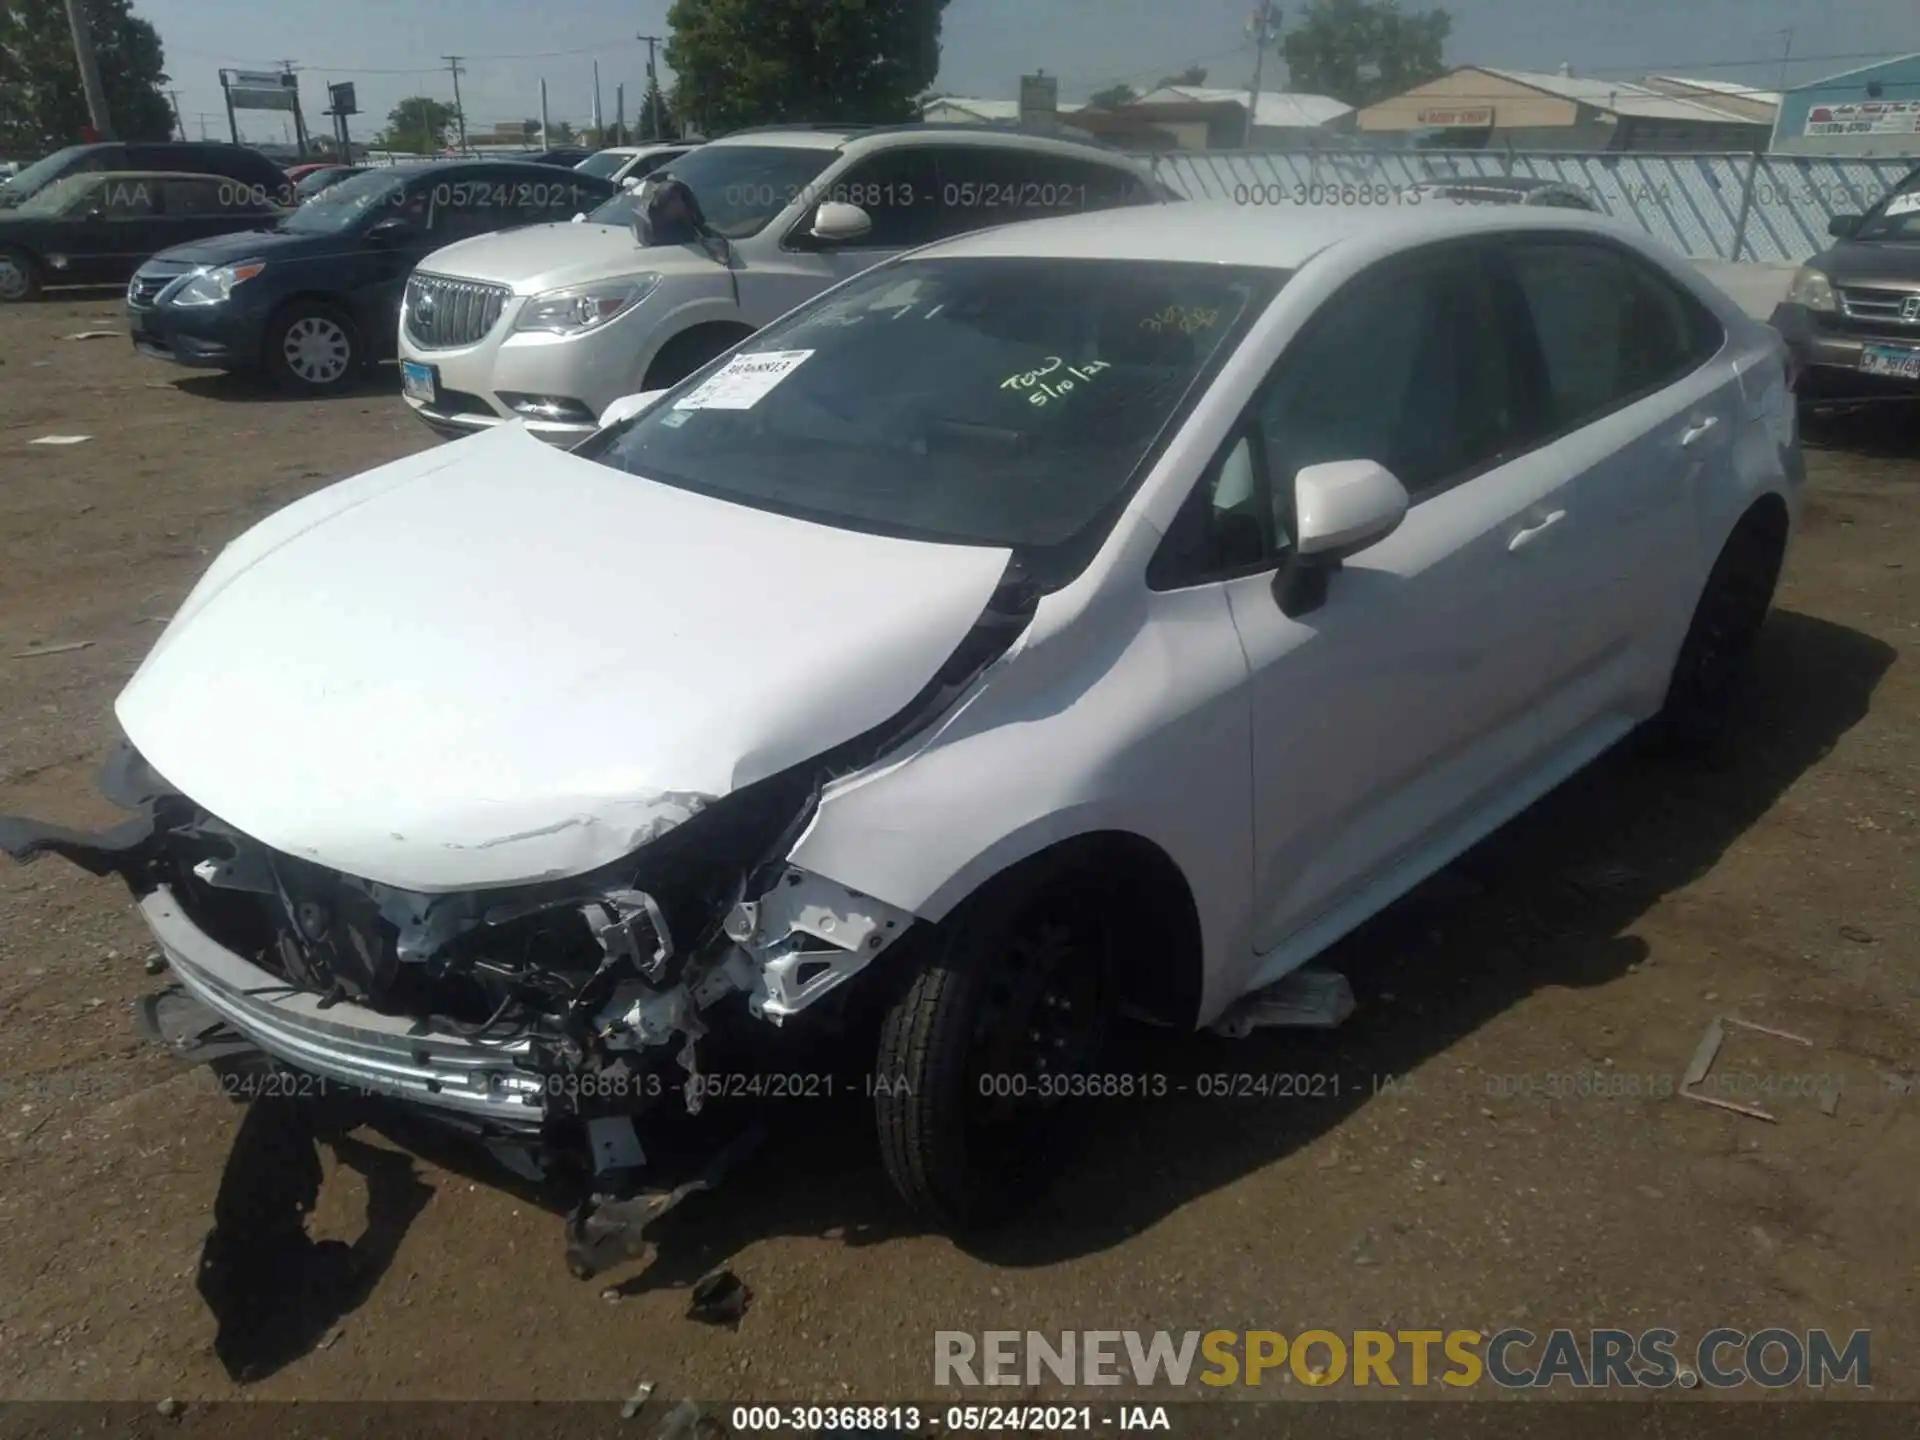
[117,425,1012,893]
[419,222,714,294]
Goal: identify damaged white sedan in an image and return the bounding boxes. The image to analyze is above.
[2,202,1800,1273]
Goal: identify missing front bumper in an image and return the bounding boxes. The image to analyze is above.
[141,884,550,1129]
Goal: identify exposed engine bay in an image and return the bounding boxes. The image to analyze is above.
[0,561,1040,1277]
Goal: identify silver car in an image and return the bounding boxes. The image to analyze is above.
[396,125,1170,442]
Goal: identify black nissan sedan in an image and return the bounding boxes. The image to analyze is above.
[126,160,617,394]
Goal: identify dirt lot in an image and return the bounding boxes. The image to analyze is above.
[0,293,1915,1412]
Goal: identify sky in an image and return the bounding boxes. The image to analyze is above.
[137,0,1919,147]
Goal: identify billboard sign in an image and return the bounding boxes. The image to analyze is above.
[224,69,299,112]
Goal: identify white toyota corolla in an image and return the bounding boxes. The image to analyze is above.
[1,202,1800,1270]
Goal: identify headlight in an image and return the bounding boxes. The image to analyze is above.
[1785,266,1837,313]
[169,261,266,307]
[512,274,660,336]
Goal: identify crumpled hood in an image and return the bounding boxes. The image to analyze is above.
[419,223,715,294]
[118,425,1012,893]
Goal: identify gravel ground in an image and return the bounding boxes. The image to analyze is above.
[0,294,1915,1413]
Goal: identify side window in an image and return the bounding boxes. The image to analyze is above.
[810,148,941,249]
[158,178,222,216]
[427,171,518,241]
[96,178,157,219]
[1018,155,1161,218]
[1258,250,1520,500]
[1146,432,1278,589]
[516,175,598,223]
[1506,240,1724,432]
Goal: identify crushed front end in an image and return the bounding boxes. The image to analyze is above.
[0,739,918,1278]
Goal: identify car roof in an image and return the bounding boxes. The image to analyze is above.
[377,158,611,177]
[53,170,244,183]
[1415,175,1562,192]
[917,199,1636,269]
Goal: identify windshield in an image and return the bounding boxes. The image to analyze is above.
[293,167,358,201]
[1859,173,1920,241]
[575,150,633,179]
[583,144,833,236]
[0,146,95,208]
[280,166,410,233]
[11,174,96,218]
[582,257,1281,573]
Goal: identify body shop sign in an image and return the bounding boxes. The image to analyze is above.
[1803,100,1920,137]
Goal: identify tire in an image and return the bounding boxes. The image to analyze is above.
[264,300,361,394]
[1651,512,1784,753]
[0,247,41,302]
[874,857,1116,1230]
[643,325,752,390]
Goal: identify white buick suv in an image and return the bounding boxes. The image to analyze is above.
[395,124,1169,441]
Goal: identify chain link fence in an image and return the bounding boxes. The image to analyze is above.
[1140,149,1917,263]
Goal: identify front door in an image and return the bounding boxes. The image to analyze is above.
[64,176,167,283]
[1221,242,1594,971]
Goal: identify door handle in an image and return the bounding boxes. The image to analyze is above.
[1508,510,1566,553]
[1680,415,1720,448]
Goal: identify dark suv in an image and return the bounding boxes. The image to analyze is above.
[127,159,616,394]
[1770,165,1920,401]
[0,142,289,211]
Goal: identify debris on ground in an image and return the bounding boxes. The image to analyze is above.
[10,640,93,658]
[63,331,119,341]
[1839,925,1876,944]
[156,1397,180,1419]
[620,1378,655,1420]
[27,435,91,446]
[1209,967,1355,1037]
[654,1399,702,1440]
[687,1267,750,1325]
[1679,1015,1814,1122]
[1346,1230,1380,1266]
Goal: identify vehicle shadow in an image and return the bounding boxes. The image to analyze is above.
[1801,400,1920,461]
[192,606,1894,1333]
[170,360,401,403]
[195,1093,434,1382]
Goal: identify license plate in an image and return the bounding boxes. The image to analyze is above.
[401,360,439,405]
[1858,342,1920,380]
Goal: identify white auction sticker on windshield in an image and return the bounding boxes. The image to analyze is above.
[674,349,815,411]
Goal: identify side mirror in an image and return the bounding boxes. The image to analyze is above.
[809,201,873,245]
[365,214,416,244]
[1827,213,1863,239]
[598,389,670,428]
[1273,459,1409,618]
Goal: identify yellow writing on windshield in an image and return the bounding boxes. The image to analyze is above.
[1142,306,1220,335]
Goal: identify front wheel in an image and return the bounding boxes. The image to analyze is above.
[874,859,1115,1230]
[0,247,41,302]
[265,301,360,394]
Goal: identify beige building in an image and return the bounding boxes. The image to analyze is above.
[1358,67,1772,152]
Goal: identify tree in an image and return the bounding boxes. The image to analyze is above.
[665,0,949,133]
[550,118,576,144]
[1279,0,1449,108]
[378,95,459,152]
[1088,83,1138,109]
[639,72,677,139]
[0,0,174,151]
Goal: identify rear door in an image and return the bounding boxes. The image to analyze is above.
[1491,234,1736,718]
[155,176,276,248]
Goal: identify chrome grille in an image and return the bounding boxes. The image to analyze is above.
[404,273,511,350]
[1838,287,1920,325]
[127,265,188,308]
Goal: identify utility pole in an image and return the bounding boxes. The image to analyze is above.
[539,78,550,150]
[62,0,115,140]
[279,59,311,157]
[1775,27,1795,90]
[444,55,468,153]
[616,83,626,145]
[1243,1,1280,149]
[638,32,665,140]
[592,59,603,142]
[168,90,185,140]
